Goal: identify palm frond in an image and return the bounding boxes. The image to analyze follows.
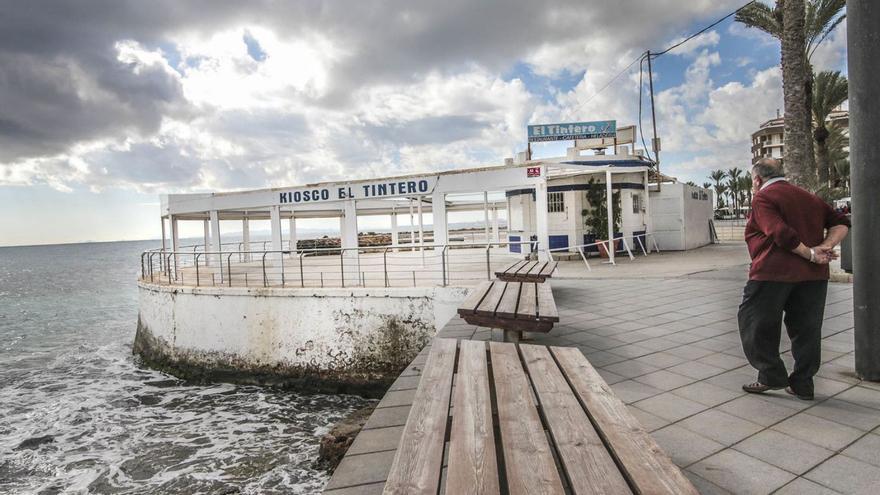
[812,70,848,123]
[734,2,781,39]
[805,0,846,58]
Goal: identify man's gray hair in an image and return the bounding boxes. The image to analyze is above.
[752,158,785,180]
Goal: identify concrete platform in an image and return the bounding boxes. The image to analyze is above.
[324,244,874,495]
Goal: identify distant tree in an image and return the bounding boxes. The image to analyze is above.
[686,181,697,186]
[812,70,848,187]
[702,182,713,190]
[709,170,728,209]
[727,167,744,217]
[737,175,753,210]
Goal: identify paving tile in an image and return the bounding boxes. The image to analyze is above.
[690,449,796,495]
[347,426,405,455]
[607,343,655,358]
[633,392,707,422]
[363,405,411,430]
[672,381,743,407]
[734,429,834,475]
[836,385,880,411]
[375,389,416,409]
[697,352,748,371]
[631,351,687,368]
[601,359,659,379]
[325,450,396,490]
[683,469,733,495]
[666,343,716,360]
[840,433,880,468]
[583,350,627,367]
[705,369,761,393]
[717,395,800,427]
[323,481,386,495]
[650,424,724,467]
[774,478,843,495]
[633,369,696,391]
[807,398,880,432]
[595,368,626,385]
[666,360,726,380]
[806,454,880,495]
[772,413,863,451]
[627,405,669,432]
[679,409,763,446]
[609,380,664,404]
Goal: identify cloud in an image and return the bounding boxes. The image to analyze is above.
[0,0,797,196]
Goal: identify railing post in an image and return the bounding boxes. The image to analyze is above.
[621,237,634,260]
[383,247,389,288]
[340,250,345,288]
[441,245,448,286]
[149,253,155,282]
[195,253,201,287]
[485,244,491,281]
[227,253,233,287]
[281,251,285,287]
[262,252,268,287]
[299,253,305,288]
[140,253,146,280]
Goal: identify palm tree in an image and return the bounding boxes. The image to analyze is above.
[826,124,850,190]
[737,175,753,211]
[702,182,713,190]
[735,0,846,188]
[709,170,728,209]
[812,70,848,188]
[727,168,744,217]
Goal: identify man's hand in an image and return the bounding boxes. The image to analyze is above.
[811,246,837,264]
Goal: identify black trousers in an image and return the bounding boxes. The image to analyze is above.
[737,280,828,395]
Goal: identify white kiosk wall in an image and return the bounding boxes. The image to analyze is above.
[648,182,713,250]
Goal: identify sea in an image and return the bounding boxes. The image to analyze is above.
[0,240,371,494]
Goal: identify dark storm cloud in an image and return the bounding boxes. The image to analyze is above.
[0,0,743,185]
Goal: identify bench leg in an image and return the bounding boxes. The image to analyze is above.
[503,330,521,343]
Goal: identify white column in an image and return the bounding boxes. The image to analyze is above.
[160,217,167,270]
[643,170,651,233]
[431,191,448,245]
[171,215,180,270]
[241,216,250,261]
[289,215,297,252]
[409,199,415,248]
[417,197,424,250]
[491,208,500,243]
[341,200,359,249]
[605,169,615,263]
[390,212,399,247]
[483,191,490,243]
[535,174,550,261]
[203,218,210,256]
[210,210,221,266]
[269,205,282,252]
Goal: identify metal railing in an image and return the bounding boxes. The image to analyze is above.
[141,241,537,289]
[548,232,661,271]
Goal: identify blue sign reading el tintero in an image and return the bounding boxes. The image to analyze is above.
[528,120,617,142]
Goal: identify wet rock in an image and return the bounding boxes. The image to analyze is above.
[15,435,54,450]
[315,404,377,473]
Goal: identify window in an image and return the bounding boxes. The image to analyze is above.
[632,193,642,213]
[547,192,564,213]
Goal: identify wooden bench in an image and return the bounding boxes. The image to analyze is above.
[495,260,558,282]
[457,280,558,342]
[383,339,698,495]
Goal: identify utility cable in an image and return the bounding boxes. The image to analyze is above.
[649,0,757,59]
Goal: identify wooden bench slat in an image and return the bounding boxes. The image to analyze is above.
[537,261,558,277]
[475,281,508,316]
[383,338,458,495]
[495,282,520,319]
[525,261,545,276]
[515,283,537,320]
[514,261,536,275]
[551,346,700,495]
[458,281,493,315]
[536,283,559,322]
[489,342,565,495]
[520,345,632,495]
[503,260,528,275]
[446,340,500,495]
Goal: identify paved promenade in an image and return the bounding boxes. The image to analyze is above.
[324,244,877,494]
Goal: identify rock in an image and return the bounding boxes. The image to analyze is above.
[15,435,54,450]
[315,404,377,473]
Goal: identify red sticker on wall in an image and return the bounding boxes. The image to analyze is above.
[527,167,541,177]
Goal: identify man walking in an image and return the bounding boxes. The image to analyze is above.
[739,158,850,400]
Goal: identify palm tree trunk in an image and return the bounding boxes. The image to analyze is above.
[780,0,812,188]
[814,126,831,187]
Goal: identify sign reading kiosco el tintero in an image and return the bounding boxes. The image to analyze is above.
[527,120,617,142]
[279,177,437,204]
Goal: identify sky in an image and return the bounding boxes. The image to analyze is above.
[0,0,848,246]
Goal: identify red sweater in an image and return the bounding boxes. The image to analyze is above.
[745,180,850,282]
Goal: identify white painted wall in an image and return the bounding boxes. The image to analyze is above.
[648,182,712,250]
[137,283,469,373]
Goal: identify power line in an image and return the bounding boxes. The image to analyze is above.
[562,52,645,120]
[650,0,757,59]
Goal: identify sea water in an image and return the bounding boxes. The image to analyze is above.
[0,241,370,494]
